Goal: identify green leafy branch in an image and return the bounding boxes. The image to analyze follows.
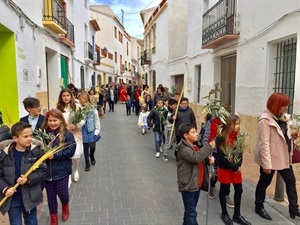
[202,89,230,124]
[33,129,57,152]
[224,132,248,163]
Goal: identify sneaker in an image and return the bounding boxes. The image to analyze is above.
[160,147,163,153]
[155,152,160,158]
[226,195,234,208]
[163,155,168,162]
[208,188,215,199]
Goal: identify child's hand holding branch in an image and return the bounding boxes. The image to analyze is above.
[17,175,28,185]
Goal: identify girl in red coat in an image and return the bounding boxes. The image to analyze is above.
[217,115,251,225]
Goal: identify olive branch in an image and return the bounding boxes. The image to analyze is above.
[202,89,230,124]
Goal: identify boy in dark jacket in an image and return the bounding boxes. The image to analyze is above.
[176,123,215,225]
[0,122,47,225]
[147,98,168,158]
[20,97,45,131]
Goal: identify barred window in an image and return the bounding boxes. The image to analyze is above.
[274,38,297,114]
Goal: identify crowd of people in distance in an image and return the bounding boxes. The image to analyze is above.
[0,79,300,225]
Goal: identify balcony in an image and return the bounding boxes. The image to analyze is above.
[84,42,94,64]
[43,0,67,34]
[141,50,151,66]
[202,0,239,49]
[59,18,75,47]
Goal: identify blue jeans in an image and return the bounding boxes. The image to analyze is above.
[181,189,200,225]
[154,131,164,153]
[8,198,37,225]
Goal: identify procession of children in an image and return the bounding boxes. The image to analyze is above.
[0,82,300,225]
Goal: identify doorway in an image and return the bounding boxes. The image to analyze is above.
[220,54,236,113]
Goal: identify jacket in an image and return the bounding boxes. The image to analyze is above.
[20,114,45,131]
[0,140,47,215]
[45,130,76,181]
[147,107,168,132]
[254,110,292,170]
[169,106,197,135]
[176,139,213,192]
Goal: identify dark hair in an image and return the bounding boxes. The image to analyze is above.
[57,88,76,113]
[11,121,32,137]
[178,123,195,139]
[88,87,96,95]
[67,83,78,97]
[180,97,189,103]
[156,98,164,103]
[22,97,40,110]
[163,98,169,103]
[168,98,178,106]
[157,86,164,93]
[174,92,180,96]
[267,93,290,116]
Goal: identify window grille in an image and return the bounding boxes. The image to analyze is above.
[274,38,297,114]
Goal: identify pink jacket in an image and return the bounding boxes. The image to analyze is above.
[254,110,292,170]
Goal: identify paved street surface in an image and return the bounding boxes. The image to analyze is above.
[35,103,299,225]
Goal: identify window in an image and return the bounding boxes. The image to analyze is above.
[115,52,117,63]
[108,52,113,60]
[127,42,129,55]
[274,38,297,113]
[114,26,117,38]
[118,31,123,43]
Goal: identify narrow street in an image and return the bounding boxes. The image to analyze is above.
[35,103,297,225]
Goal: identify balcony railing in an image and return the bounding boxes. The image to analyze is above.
[141,50,151,66]
[65,18,74,43]
[43,0,67,34]
[202,0,239,48]
[84,42,94,63]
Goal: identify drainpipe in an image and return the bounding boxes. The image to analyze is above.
[273,172,284,202]
[71,48,75,84]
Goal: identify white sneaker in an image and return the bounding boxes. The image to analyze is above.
[68,175,72,188]
[160,147,163,153]
[155,152,160,158]
[163,155,168,162]
[73,170,79,182]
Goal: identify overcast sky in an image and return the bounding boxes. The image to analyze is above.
[89,0,162,38]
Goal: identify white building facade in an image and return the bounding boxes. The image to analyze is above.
[141,0,300,149]
[89,5,144,86]
[0,0,101,122]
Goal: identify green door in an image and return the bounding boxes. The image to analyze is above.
[60,56,68,88]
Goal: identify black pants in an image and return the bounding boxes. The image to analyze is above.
[255,166,298,211]
[135,101,140,115]
[108,99,114,111]
[219,183,242,216]
[126,106,131,115]
[83,142,96,165]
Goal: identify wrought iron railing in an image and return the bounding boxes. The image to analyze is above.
[141,49,151,65]
[84,42,94,61]
[65,18,74,43]
[202,0,238,45]
[43,0,66,29]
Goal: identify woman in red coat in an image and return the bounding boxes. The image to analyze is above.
[118,84,127,103]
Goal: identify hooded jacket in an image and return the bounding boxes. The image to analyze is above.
[176,139,213,192]
[0,139,47,215]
